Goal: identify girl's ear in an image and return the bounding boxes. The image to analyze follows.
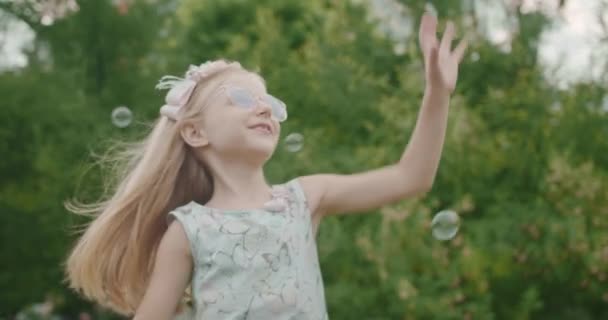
[180,121,209,148]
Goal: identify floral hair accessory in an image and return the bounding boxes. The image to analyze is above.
[155,60,241,120]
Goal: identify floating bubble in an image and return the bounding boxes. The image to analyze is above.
[431,210,460,241]
[284,133,304,153]
[393,42,407,55]
[425,2,438,17]
[41,14,54,26]
[111,106,133,128]
[470,51,480,62]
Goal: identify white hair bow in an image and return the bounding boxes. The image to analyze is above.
[155,60,240,120]
[156,77,197,120]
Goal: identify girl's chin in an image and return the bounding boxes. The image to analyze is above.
[244,141,277,157]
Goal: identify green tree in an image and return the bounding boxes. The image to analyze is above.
[1,0,607,319]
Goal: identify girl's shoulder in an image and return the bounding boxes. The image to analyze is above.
[165,201,203,228]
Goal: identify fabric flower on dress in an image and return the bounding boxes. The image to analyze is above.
[264,185,290,212]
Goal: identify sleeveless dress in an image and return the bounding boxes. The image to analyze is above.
[166,178,328,320]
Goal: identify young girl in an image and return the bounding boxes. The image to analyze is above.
[64,14,467,320]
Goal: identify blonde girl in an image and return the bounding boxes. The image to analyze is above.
[64,14,467,320]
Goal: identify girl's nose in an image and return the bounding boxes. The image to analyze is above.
[254,97,272,118]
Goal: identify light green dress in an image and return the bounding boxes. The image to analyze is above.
[167,179,328,319]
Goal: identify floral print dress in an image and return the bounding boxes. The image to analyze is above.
[167,178,328,320]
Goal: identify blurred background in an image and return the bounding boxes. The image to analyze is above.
[1,0,608,319]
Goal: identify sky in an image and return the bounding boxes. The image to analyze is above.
[534,0,607,86]
[0,9,35,70]
[0,0,606,87]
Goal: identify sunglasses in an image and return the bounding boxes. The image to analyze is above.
[218,85,288,122]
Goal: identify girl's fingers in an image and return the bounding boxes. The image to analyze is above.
[419,14,438,58]
[439,21,455,57]
[419,13,438,40]
[453,34,470,63]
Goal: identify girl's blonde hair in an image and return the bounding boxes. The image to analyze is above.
[63,59,246,316]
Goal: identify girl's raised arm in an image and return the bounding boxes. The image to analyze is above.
[133,222,193,320]
[299,14,468,219]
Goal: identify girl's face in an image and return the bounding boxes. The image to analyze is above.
[198,72,283,161]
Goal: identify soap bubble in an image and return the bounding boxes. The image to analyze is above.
[425,2,438,17]
[111,106,133,128]
[393,42,407,55]
[431,210,460,241]
[41,14,54,26]
[470,51,480,62]
[284,133,304,153]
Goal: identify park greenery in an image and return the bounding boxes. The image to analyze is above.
[1,0,607,319]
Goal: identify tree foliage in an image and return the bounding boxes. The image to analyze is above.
[1,0,607,319]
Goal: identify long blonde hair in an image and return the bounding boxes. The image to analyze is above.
[63,60,246,316]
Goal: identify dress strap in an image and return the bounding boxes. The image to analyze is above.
[285,178,312,219]
[287,178,307,205]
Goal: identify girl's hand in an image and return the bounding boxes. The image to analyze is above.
[418,13,468,94]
